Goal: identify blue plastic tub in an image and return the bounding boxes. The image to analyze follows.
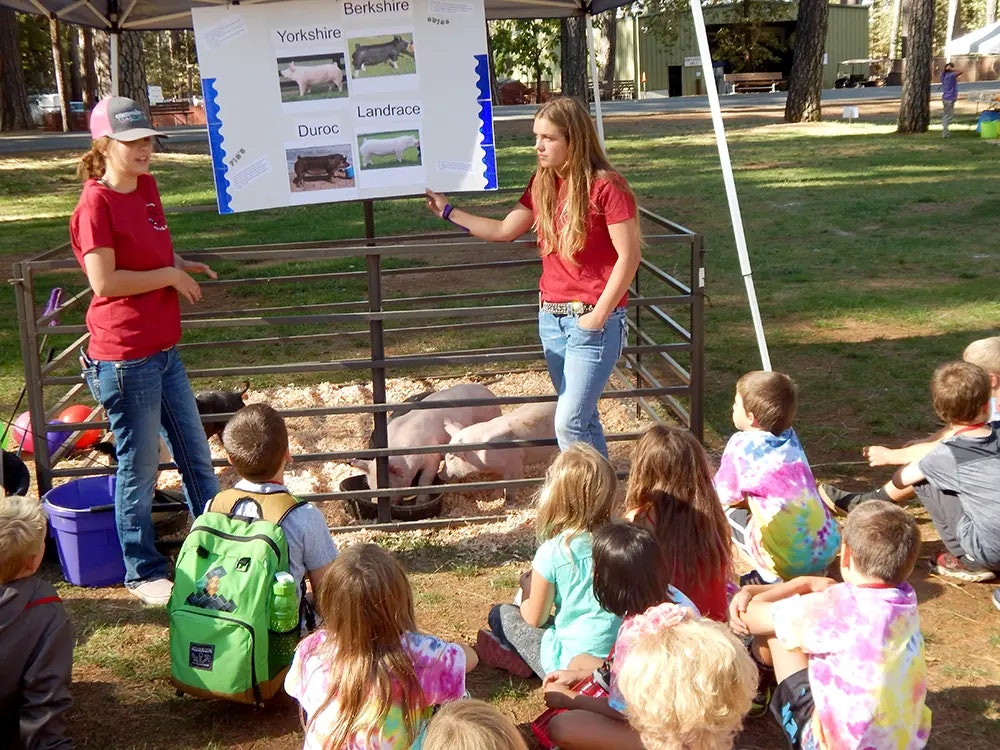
[43,477,125,587]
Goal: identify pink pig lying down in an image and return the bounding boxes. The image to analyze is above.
[279,61,344,96]
[440,402,558,503]
[350,383,502,504]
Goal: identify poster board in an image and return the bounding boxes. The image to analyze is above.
[192,0,497,214]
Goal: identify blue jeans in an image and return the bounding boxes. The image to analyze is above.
[82,347,218,584]
[538,308,626,457]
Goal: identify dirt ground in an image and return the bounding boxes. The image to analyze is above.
[14,100,1000,749]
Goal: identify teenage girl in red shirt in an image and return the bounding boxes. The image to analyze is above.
[70,96,219,606]
[425,97,641,457]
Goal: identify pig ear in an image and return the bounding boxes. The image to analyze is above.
[349,458,370,472]
[443,419,462,439]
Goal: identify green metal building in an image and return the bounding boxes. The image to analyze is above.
[614,3,869,96]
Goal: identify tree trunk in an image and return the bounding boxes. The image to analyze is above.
[68,25,83,102]
[94,30,112,98]
[560,16,587,103]
[82,27,98,108]
[485,25,500,106]
[118,30,150,110]
[0,8,33,131]
[784,0,829,122]
[600,12,617,90]
[897,0,934,133]
[987,0,997,25]
[48,17,69,132]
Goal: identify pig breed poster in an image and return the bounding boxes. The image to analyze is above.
[192,0,497,213]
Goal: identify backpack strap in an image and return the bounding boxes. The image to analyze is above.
[209,488,302,525]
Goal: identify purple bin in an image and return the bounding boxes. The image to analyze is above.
[43,476,125,587]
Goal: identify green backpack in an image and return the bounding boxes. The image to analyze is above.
[168,489,302,705]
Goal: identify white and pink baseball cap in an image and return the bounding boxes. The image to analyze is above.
[89,96,166,141]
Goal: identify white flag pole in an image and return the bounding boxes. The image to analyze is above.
[689,0,772,370]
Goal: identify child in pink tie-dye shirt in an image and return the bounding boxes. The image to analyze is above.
[731,501,932,750]
[714,371,840,582]
[285,544,477,750]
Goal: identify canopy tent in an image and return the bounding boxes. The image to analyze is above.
[2,0,771,370]
[946,21,1000,57]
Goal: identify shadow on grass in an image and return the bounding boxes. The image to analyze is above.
[69,679,301,749]
[925,686,1000,749]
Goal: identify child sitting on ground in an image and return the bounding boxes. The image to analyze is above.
[284,544,477,749]
[888,361,1000,581]
[0,496,74,750]
[820,336,1000,516]
[624,424,732,620]
[212,403,338,599]
[422,699,529,750]
[714,370,840,584]
[617,614,757,750]
[477,443,620,679]
[730,500,931,749]
[538,522,699,750]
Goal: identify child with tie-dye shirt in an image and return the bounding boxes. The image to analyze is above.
[730,501,932,750]
[715,371,840,583]
[285,544,477,750]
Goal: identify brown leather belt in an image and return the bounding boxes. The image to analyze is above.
[540,300,595,316]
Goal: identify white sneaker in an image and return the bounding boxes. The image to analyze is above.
[127,578,174,605]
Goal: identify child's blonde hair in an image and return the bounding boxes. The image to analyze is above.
[310,544,424,748]
[0,496,48,583]
[422,699,529,750]
[617,618,757,750]
[963,337,1000,377]
[535,443,617,542]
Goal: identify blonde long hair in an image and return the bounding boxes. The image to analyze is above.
[309,544,424,749]
[530,97,634,262]
[535,443,617,543]
[625,425,732,593]
[76,137,110,181]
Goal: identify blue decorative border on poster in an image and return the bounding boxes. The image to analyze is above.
[201,78,233,214]
[474,54,497,190]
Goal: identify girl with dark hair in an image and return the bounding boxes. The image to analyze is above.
[538,522,698,750]
[425,97,641,458]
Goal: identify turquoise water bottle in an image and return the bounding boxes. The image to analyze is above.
[268,572,299,676]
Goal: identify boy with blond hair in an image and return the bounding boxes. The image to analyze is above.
[714,371,840,585]
[820,336,1000,514]
[731,500,931,750]
[0,496,74,749]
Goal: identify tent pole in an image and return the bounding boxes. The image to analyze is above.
[688,0,771,370]
[585,14,605,148]
[945,0,958,60]
[110,32,119,96]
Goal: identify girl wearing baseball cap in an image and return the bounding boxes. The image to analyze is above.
[69,96,219,606]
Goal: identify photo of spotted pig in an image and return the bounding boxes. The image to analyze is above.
[292,153,351,187]
[350,34,414,76]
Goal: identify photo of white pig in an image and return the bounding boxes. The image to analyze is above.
[276,54,348,102]
[350,383,502,504]
[440,402,558,503]
[358,132,420,168]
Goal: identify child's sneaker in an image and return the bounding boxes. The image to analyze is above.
[475,629,534,679]
[739,570,769,587]
[929,552,996,583]
[993,589,1000,612]
[817,483,855,517]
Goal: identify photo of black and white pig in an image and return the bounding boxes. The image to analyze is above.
[359,133,420,168]
[292,153,350,186]
[350,34,414,76]
[280,60,344,96]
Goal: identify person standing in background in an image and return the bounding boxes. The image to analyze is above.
[941,62,962,138]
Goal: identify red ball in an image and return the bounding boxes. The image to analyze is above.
[55,404,103,451]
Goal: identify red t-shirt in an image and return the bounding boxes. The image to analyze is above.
[70,174,181,360]
[519,172,636,308]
